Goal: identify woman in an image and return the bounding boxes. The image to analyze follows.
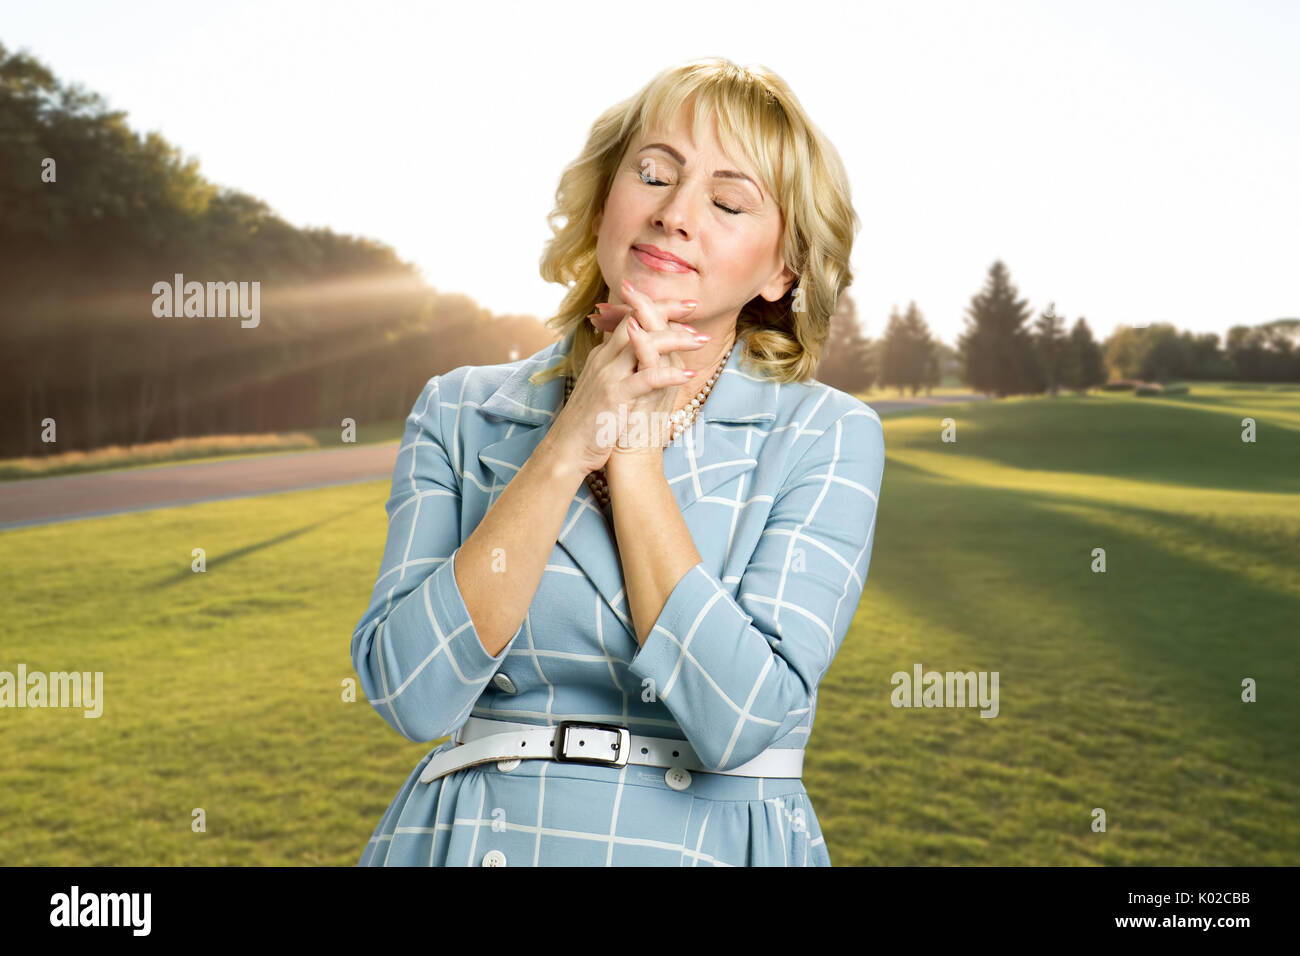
[351,57,885,866]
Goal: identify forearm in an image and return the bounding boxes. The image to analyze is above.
[606,453,702,647]
[455,430,588,657]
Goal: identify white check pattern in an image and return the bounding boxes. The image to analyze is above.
[351,328,885,866]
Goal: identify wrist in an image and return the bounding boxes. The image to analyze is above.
[533,431,590,491]
[605,447,664,474]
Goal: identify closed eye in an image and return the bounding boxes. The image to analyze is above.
[640,174,745,216]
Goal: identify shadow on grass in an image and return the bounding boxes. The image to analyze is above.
[871,456,1300,749]
[146,499,374,590]
[882,395,1300,495]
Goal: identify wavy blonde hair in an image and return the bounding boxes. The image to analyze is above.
[529,57,860,388]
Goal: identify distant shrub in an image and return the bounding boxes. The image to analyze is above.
[1134,384,1187,396]
[0,433,320,481]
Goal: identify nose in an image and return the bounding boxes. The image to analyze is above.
[651,179,702,241]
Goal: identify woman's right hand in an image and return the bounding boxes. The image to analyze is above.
[547,301,706,477]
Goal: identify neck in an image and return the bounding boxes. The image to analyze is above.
[671,334,736,417]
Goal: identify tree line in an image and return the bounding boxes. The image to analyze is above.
[1,42,1294,459]
[821,258,1297,399]
[0,42,554,459]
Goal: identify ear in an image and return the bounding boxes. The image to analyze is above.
[760,264,797,303]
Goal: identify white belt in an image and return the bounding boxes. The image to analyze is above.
[419,716,804,784]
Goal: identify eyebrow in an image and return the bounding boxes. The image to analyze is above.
[638,143,764,200]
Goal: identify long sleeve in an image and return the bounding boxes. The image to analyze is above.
[350,375,515,743]
[627,406,885,771]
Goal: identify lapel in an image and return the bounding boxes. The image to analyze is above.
[474,328,781,639]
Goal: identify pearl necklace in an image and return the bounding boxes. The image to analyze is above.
[564,342,734,512]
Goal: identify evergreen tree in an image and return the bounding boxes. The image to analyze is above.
[956,260,1037,397]
[901,302,940,396]
[1060,317,1107,393]
[1032,301,1068,395]
[878,302,940,396]
[814,292,873,394]
[878,307,908,395]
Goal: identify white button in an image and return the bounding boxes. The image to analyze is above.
[492,673,516,694]
[665,767,692,791]
[481,849,507,867]
[497,758,521,772]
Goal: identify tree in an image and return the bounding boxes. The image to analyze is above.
[1059,317,1107,393]
[1031,301,1068,396]
[813,292,873,394]
[956,260,1038,397]
[1104,325,1143,380]
[879,301,940,396]
[0,41,540,458]
[1224,320,1300,382]
[901,301,940,396]
[1138,324,1192,383]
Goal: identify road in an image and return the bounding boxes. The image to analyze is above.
[0,393,987,530]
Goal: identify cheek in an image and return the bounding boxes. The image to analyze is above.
[709,236,760,286]
[605,183,642,221]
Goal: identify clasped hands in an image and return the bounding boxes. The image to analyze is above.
[555,278,712,476]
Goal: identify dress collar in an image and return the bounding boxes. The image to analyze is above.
[478,325,780,427]
[471,324,784,642]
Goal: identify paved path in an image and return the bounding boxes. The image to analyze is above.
[0,444,400,531]
[0,393,988,531]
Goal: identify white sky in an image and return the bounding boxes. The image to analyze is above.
[6,0,1297,346]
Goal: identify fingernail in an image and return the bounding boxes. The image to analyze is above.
[594,303,610,313]
[683,369,697,378]
[681,300,699,309]
[683,324,699,333]
[621,279,635,294]
[694,334,711,343]
[628,316,640,331]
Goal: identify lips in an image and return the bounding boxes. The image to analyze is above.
[633,244,696,271]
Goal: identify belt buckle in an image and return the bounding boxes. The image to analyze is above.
[553,721,630,768]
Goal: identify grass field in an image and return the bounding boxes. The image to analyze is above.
[0,376,974,481]
[1,381,1296,865]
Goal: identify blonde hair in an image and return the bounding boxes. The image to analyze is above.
[529,57,860,388]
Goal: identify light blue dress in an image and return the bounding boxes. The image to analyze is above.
[351,327,885,866]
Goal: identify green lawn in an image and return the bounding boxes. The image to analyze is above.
[1,381,1296,865]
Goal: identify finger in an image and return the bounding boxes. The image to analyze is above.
[589,303,699,334]
[592,313,699,339]
[613,319,708,370]
[598,308,696,364]
[594,299,698,322]
[620,279,668,332]
[625,314,660,372]
[602,313,641,378]
[627,361,696,398]
[607,309,638,358]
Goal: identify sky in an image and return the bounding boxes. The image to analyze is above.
[5,0,1297,347]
